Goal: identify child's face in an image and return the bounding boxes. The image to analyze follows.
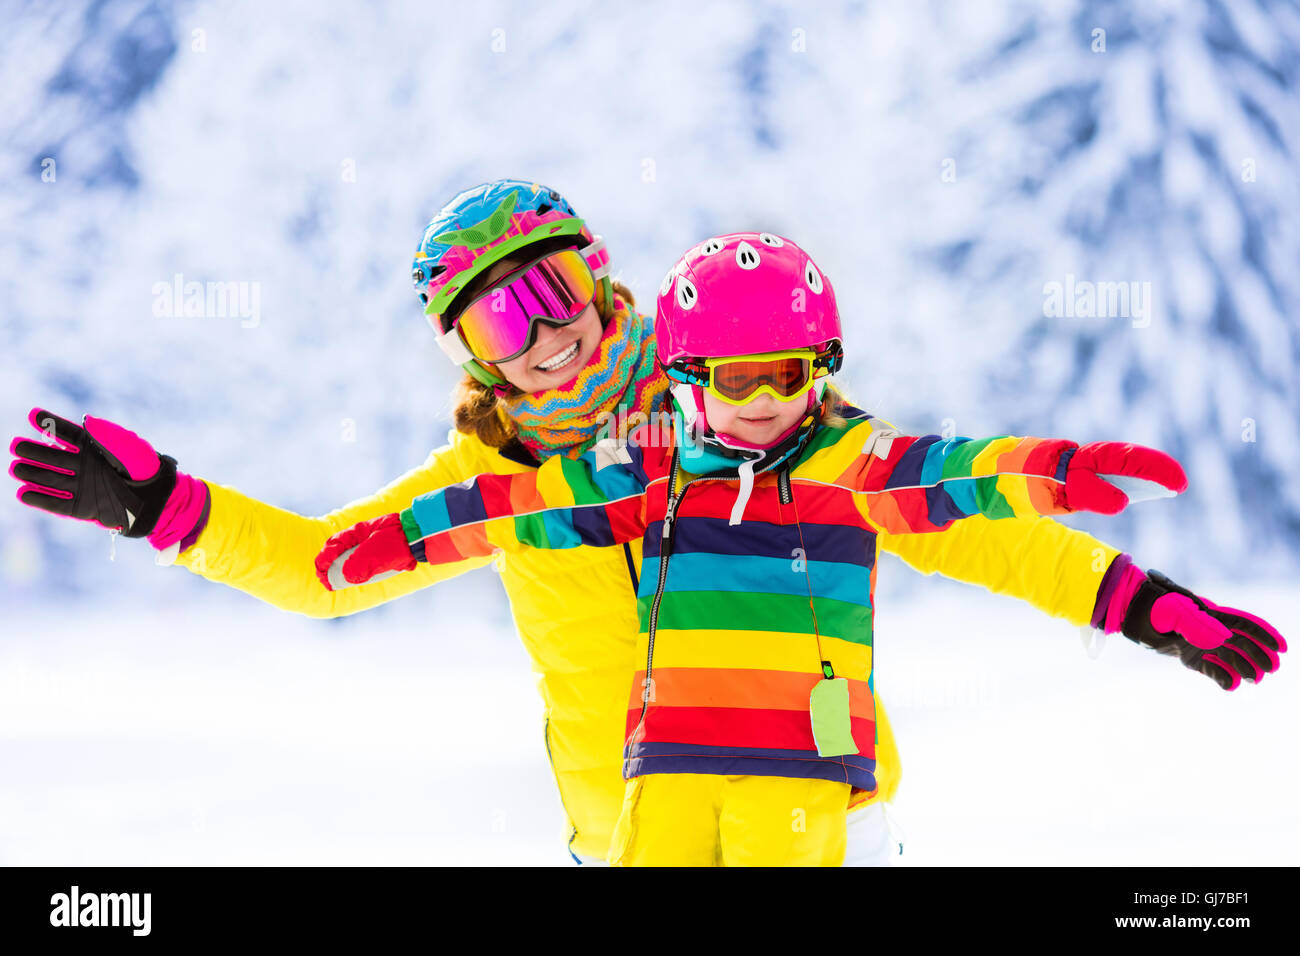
[702,387,810,447]
[470,256,604,394]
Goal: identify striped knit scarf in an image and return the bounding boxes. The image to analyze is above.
[503,299,669,459]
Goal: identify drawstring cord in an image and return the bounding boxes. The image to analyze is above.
[790,487,826,663]
[728,457,758,525]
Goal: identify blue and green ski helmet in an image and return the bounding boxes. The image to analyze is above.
[411,179,613,386]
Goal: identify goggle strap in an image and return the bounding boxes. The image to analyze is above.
[667,362,709,386]
[580,236,611,280]
[813,343,844,375]
[435,327,475,366]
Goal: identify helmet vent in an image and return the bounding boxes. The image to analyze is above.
[804,260,824,293]
[676,276,698,309]
[735,241,760,270]
[759,233,784,247]
[700,238,723,255]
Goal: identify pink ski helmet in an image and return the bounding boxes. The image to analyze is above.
[654,232,842,365]
[655,233,845,460]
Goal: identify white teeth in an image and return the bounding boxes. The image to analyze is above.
[537,342,579,371]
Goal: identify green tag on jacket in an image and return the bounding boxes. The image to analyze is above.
[809,677,857,757]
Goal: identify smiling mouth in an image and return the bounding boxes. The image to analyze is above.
[535,341,581,373]
[739,415,777,424]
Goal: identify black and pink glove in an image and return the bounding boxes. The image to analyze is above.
[1093,554,1287,690]
[9,407,210,551]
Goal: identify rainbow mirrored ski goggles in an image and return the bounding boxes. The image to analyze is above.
[436,247,597,366]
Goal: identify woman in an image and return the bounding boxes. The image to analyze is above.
[9,179,1135,864]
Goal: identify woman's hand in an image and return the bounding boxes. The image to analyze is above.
[1062,441,1188,514]
[9,407,209,549]
[315,513,417,591]
[1116,570,1286,690]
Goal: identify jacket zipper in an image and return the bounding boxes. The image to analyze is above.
[632,460,754,743]
[633,449,683,738]
[634,461,857,773]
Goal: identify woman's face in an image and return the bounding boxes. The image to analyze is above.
[701,388,810,447]
[469,256,604,394]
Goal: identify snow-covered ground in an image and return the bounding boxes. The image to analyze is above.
[1,564,1293,866]
[875,570,1298,867]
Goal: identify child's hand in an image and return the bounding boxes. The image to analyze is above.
[1063,441,1188,514]
[315,513,417,591]
[1116,570,1286,690]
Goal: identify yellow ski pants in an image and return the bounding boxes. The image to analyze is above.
[609,773,851,867]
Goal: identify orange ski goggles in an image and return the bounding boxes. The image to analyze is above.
[699,349,822,406]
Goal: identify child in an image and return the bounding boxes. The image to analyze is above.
[316,233,1284,866]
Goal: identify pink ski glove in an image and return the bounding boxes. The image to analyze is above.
[1092,555,1287,690]
[315,513,417,591]
[9,407,209,550]
[1062,441,1188,515]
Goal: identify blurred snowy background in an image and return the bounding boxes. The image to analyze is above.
[1,0,1297,865]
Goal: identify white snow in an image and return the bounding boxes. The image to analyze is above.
[0,570,1293,866]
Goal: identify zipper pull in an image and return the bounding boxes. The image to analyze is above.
[661,451,682,540]
[662,494,679,539]
[108,527,119,562]
[778,468,793,505]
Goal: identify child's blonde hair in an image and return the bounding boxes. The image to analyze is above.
[818,381,851,429]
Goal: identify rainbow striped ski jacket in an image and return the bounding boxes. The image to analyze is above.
[400,408,1082,792]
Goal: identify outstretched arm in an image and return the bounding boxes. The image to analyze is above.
[405,448,650,562]
[8,406,491,619]
[879,514,1123,626]
[173,431,500,617]
[862,421,1284,690]
[846,422,1186,532]
[319,436,659,590]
